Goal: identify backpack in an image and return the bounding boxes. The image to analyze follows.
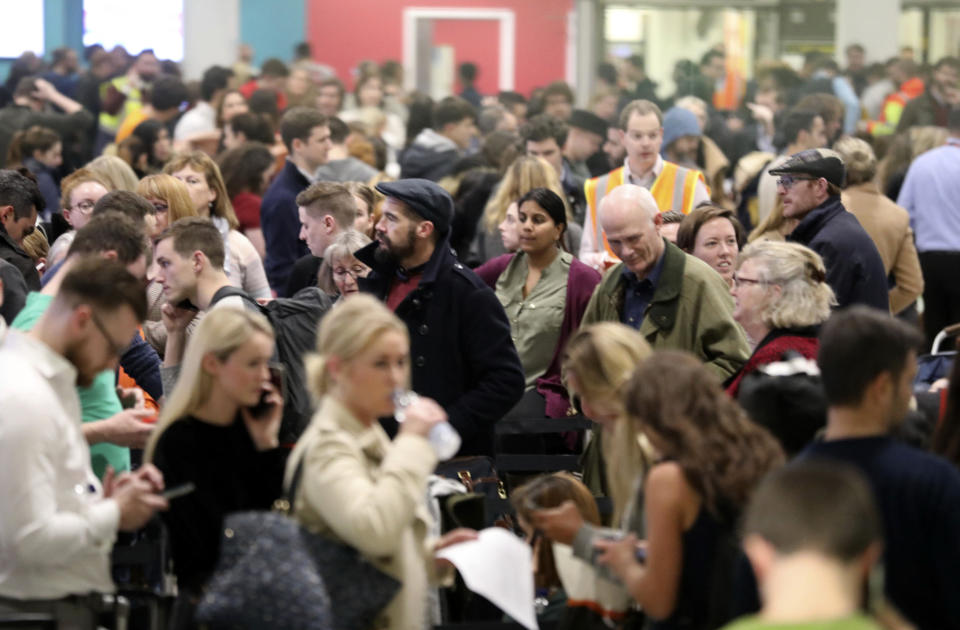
[210,286,334,444]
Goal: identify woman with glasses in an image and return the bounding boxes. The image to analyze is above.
[136,174,198,238]
[46,168,110,269]
[317,230,372,298]
[146,307,287,628]
[725,240,835,397]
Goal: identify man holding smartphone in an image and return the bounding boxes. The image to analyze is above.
[0,258,167,624]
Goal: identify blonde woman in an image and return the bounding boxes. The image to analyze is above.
[725,240,836,397]
[165,152,271,298]
[146,308,286,627]
[136,174,197,238]
[86,155,140,192]
[287,294,476,630]
[472,155,580,262]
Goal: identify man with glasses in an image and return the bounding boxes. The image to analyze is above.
[769,148,888,310]
[12,212,155,479]
[0,257,167,623]
[581,184,749,380]
[0,168,44,291]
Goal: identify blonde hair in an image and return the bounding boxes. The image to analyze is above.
[86,155,140,192]
[21,229,49,263]
[306,294,408,398]
[483,155,570,232]
[136,174,198,224]
[833,136,877,186]
[877,126,948,192]
[164,152,240,230]
[747,197,793,243]
[145,308,274,462]
[561,322,652,521]
[317,229,372,293]
[737,240,836,329]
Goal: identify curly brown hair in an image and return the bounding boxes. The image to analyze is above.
[620,351,784,516]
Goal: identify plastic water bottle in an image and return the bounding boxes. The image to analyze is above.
[392,389,461,460]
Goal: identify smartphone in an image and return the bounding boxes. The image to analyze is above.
[248,364,285,420]
[175,298,199,312]
[162,482,196,500]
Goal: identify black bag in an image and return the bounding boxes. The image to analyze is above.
[210,286,334,443]
[195,458,401,630]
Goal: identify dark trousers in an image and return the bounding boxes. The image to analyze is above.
[919,251,960,351]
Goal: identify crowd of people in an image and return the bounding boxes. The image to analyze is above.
[0,36,959,630]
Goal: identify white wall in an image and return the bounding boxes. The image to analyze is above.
[182,0,240,80]
[836,0,901,64]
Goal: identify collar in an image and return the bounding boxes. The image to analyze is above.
[621,242,667,288]
[623,154,663,182]
[753,325,820,351]
[314,395,388,459]
[355,233,456,291]
[2,327,77,383]
[788,195,845,244]
[0,226,27,256]
[285,158,315,185]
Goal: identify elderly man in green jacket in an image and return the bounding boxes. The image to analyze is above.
[582,184,748,380]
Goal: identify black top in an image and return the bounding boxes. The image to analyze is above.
[152,415,289,592]
[800,436,960,630]
[284,254,323,298]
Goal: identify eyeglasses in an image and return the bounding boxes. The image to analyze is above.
[775,176,816,190]
[732,274,763,288]
[90,310,127,358]
[332,265,369,279]
[71,199,97,215]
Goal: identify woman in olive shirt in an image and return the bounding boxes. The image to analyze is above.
[476,188,600,423]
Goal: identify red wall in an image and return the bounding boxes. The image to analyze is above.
[306,0,573,97]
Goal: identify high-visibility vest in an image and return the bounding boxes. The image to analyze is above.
[583,162,707,258]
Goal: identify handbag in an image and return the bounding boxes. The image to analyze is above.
[195,458,401,630]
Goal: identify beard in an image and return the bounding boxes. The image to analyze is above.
[64,341,99,388]
[374,225,417,266]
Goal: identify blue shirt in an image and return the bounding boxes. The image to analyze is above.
[897,139,960,252]
[621,247,666,329]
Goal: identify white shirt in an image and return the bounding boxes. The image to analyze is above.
[0,326,119,599]
[173,101,216,141]
[624,155,710,207]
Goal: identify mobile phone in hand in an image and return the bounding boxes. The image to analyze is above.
[162,482,196,500]
[248,364,285,420]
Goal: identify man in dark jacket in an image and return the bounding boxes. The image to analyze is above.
[261,107,332,294]
[400,97,477,181]
[0,169,43,292]
[356,179,524,457]
[896,56,960,133]
[770,149,888,310]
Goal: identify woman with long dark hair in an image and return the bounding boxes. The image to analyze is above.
[595,351,784,630]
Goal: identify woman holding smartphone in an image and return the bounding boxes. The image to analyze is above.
[145,307,287,628]
[288,294,476,630]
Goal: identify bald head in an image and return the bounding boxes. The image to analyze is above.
[598,184,665,279]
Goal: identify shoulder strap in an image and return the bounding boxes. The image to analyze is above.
[209,285,265,315]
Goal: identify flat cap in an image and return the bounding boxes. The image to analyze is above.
[569,109,608,138]
[375,178,454,235]
[768,148,846,188]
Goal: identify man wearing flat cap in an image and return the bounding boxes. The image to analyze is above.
[769,148,888,310]
[355,178,525,458]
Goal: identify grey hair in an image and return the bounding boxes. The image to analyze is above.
[737,240,837,328]
[317,229,372,293]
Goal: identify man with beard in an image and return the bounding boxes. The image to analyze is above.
[0,257,167,613]
[355,179,524,457]
[896,56,960,132]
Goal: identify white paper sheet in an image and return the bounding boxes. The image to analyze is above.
[436,527,539,630]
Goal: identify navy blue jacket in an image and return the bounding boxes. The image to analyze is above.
[261,160,310,295]
[356,238,525,457]
[787,195,889,311]
[800,437,960,630]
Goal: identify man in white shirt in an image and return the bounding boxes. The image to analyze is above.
[173,65,232,151]
[0,257,166,615]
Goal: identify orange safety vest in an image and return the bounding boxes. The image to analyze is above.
[584,162,707,258]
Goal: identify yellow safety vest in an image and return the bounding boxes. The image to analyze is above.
[584,162,707,258]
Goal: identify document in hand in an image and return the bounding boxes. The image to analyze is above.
[435,527,538,630]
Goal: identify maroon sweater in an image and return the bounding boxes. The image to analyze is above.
[725,328,819,398]
[475,253,601,417]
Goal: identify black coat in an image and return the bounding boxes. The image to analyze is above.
[356,237,525,457]
[787,195,889,311]
[0,228,39,292]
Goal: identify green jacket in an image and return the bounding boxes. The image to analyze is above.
[581,240,749,380]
